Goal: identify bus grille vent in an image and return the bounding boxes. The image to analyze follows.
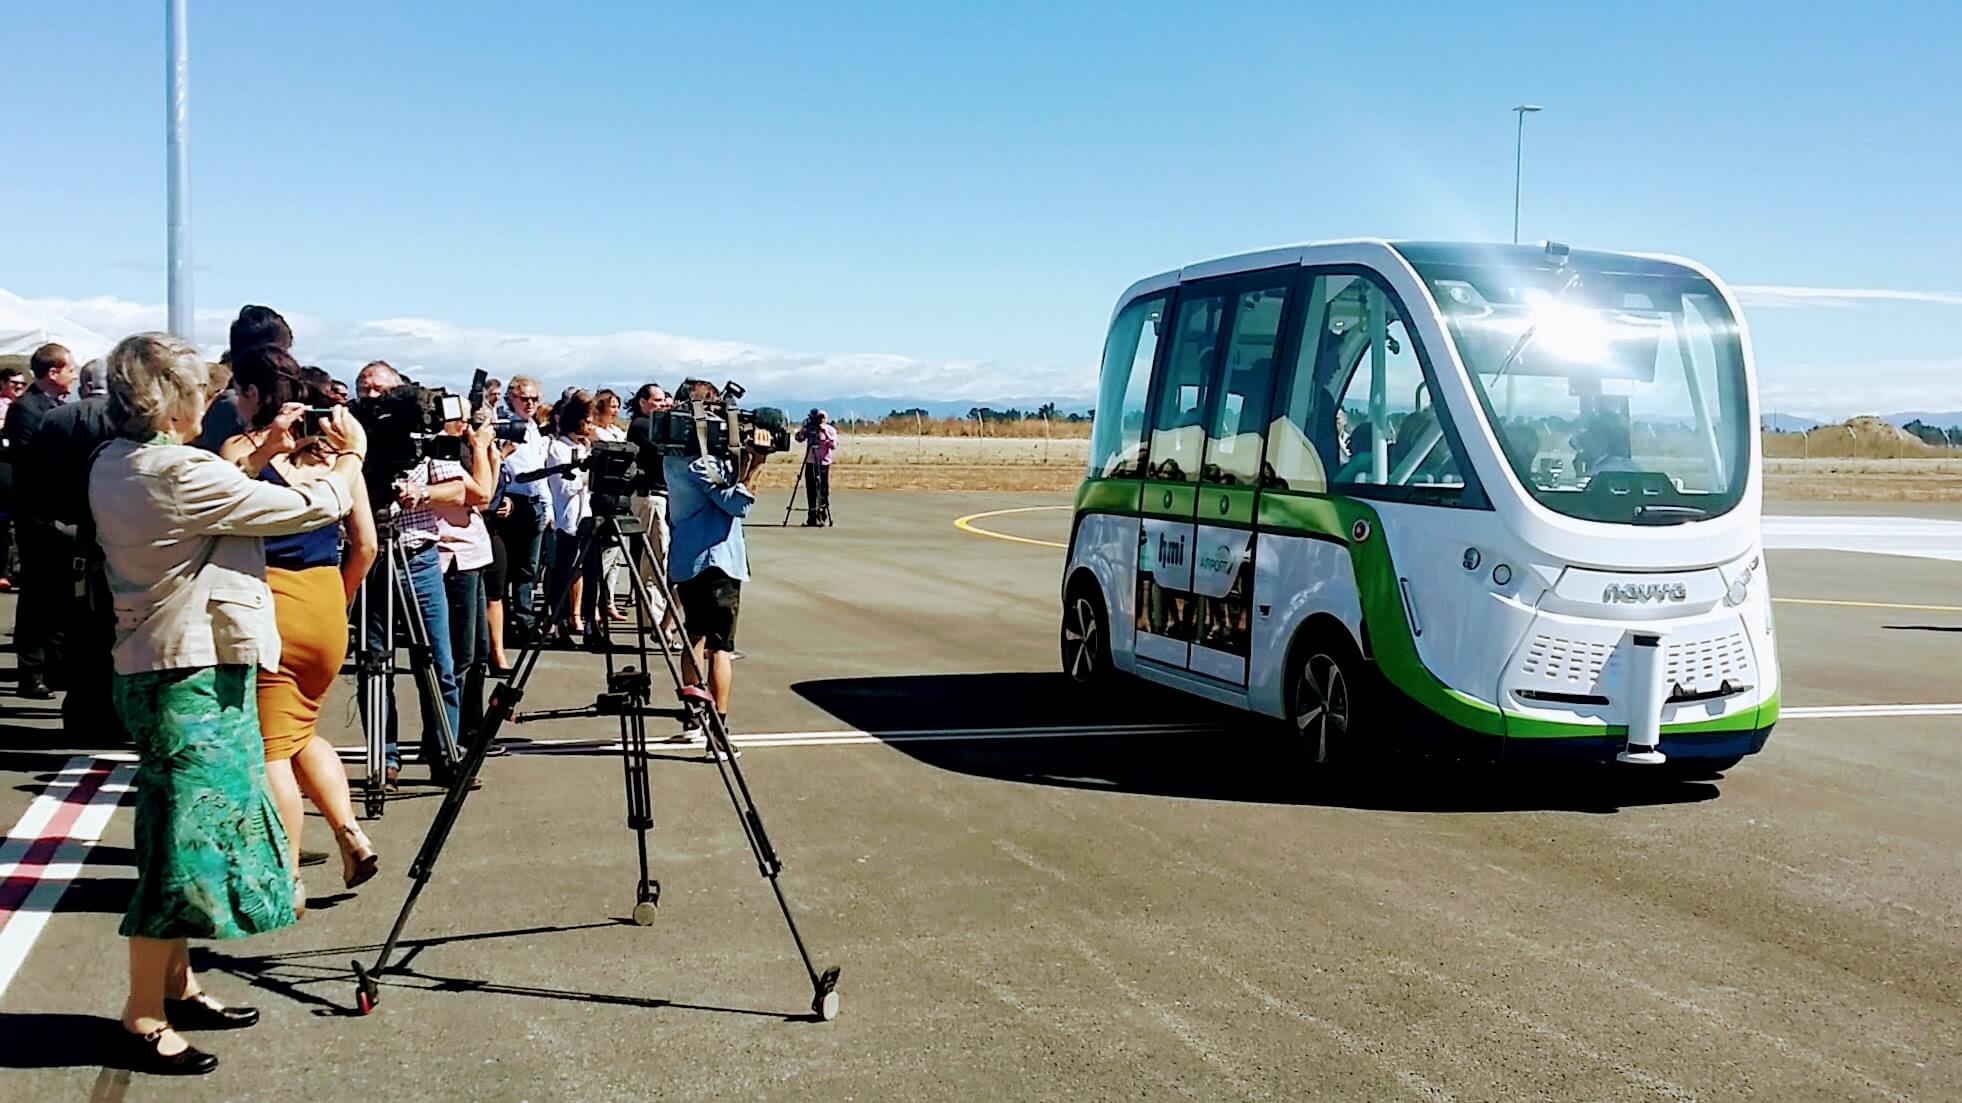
[1519,634,1611,686]
[1663,632,1752,691]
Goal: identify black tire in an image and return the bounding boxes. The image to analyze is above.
[1287,630,1367,766]
[1061,582,1113,687]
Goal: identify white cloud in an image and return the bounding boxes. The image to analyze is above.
[19,293,1093,403]
[1757,358,1962,420]
[1733,285,1962,309]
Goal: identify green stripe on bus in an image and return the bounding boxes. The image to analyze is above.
[1201,486,1257,526]
[1075,478,1139,515]
[1141,481,1198,518]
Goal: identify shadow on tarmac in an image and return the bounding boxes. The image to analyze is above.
[195,923,809,1022]
[795,672,1725,815]
[0,1012,141,1071]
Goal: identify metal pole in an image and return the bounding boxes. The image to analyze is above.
[1511,104,1540,245]
[165,0,193,338]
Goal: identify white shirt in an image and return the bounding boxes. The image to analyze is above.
[502,419,552,509]
[545,436,590,536]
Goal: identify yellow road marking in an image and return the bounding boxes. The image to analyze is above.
[953,506,1962,614]
[1772,597,1962,614]
[952,505,1069,549]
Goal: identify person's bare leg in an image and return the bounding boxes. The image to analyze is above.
[293,734,376,884]
[125,937,190,1053]
[707,650,734,715]
[263,757,304,877]
[568,576,586,634]
[292,735,357,834]
[486,598,509,667]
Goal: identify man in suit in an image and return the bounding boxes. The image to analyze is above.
[4,343,78,699]
[24,393,125,738]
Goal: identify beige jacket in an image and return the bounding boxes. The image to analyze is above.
[88,438,354,675]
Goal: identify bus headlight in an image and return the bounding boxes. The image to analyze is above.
[1724,555,1759,607]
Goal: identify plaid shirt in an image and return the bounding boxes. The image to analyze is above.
[393,459,450,549]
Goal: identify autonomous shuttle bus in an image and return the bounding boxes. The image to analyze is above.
[1062,240,1777,770]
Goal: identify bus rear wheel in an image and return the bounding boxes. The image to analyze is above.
[1061,584,1112,687]
[1288,635,1362,766]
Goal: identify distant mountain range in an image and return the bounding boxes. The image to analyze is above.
[761,394,1093,419]
[1762,411,1962,432]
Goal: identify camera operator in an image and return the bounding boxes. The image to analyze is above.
[662,379,768,751]
[794,408,838,526]
[495,376,553,646]
[626,383,675,632]
[425,409,500,750]
[355,360,464,791]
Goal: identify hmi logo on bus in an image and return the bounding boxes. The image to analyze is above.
[1157,532,1186,567]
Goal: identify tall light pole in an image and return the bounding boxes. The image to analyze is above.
[166,0,193,338]
[1511,104,1541,245]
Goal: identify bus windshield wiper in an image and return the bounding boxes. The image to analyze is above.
[1631,503,1709,525]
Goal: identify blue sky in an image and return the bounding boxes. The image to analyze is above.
[3,2,1959,415]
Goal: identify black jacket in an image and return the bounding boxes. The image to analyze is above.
[23,395,120,534]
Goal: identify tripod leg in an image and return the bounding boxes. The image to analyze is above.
[617,539,843,1020]
[354,528,597,1015]
[355,571,388,819]
[392,541,459,769]
[781,457,805,527]
[606,523,661,923]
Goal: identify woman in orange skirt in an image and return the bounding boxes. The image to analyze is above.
[221,347,380,913]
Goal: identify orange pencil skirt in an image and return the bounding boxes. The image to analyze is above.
[259,565,349,762]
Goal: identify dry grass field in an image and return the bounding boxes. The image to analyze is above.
[755,433,1962,498]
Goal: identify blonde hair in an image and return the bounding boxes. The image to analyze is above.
[107,332,211,436]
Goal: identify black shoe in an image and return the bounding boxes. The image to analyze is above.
[18,675,52,700]
[164,993,260,1030]
[299,849,328,868]
[125,1026,219,1075]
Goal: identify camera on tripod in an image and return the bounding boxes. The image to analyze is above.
[641,380,792,459]
[349,381,470,473]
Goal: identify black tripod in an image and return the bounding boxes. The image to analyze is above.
[780,442,835,527]
[352,515,459,820]
[352,498,842,1021]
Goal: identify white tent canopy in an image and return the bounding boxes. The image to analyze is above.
[0,287,113,363]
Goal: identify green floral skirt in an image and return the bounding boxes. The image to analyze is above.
[114,665,297,940]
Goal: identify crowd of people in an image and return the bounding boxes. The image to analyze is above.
[0,303,790,1075]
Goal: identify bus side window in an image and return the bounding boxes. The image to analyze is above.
[1088,294,1168,479]
[1146,289,1230,484]
[1330,280,1466,496]
[1202,281,1287,486]
[1263,274,1348,492]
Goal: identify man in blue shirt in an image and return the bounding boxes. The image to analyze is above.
[662,380,769,747]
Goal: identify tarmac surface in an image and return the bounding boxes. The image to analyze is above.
[1,490,1958,1101]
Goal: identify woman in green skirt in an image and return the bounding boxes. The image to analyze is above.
[90,331,368,1076]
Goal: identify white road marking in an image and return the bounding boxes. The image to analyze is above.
[0,757,137,1001]
[1762,515,1962,562]
[321,704,1957,765]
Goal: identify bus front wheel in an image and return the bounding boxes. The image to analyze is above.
[1061,583,1112,687]
[1287,633,1364,766]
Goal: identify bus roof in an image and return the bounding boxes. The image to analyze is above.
[1116,239,1710,313]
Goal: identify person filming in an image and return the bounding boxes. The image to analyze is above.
[793,408,837,526]
[662,379,768,754]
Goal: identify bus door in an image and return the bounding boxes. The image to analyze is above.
[1134,279,1232,671]
[1187,274,1291,685]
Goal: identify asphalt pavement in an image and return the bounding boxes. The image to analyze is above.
[0,490,1957,1101]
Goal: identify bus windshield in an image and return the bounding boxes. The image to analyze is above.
[1408,254,1751,525]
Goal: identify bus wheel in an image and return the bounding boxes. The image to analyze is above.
[1289,637,1359,766]
[1061,584,1112,686]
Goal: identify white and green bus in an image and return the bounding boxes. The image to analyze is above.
[1061,240,1776,770]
